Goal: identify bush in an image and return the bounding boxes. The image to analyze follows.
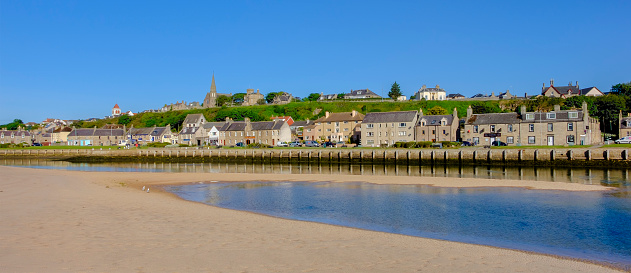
[147,142,169,148]
[178,144,189,147]
[414,141,433,148]
[247,143,272,148]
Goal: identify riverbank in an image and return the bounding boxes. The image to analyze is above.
[1,166,623,272]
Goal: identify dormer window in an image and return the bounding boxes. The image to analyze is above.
[547,113,556,119]
[525,114,534,120]
[569,112,578,119]
[441,120,446,126]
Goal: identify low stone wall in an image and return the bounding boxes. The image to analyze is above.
[2,147,631,167]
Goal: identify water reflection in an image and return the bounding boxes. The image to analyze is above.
[2,158,631,188]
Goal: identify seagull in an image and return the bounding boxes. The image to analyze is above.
[142,186,146,191]
[146,188,150,193]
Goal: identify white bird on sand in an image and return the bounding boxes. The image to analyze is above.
[142,186,146,191]
[146,188,150,193]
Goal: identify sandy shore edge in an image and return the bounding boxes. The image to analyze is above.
[0,166,623,272]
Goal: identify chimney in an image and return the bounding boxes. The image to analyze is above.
[422,84,426,89]
[466,105,473,118]
[452,107,458,119]
[568,81,572,86]
[554,105,561,112]
[520,105,527,115]
[419,108,424,117]
[550,78,554,86]
[491,92,495,97]
[435,84,440,89]
[325,111,330,118]
[351,110,357,117]
[576,81,579,89]
[244,117,250,123]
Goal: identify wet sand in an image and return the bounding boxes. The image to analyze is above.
[0,166,621,272]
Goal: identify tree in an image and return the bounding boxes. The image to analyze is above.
[217,95,231,107]
[388,81,402,99]
[265,92,281,103]
[232,93,246,105]
[426,105,447,115]
[117,115,131,125]
[594,94,627,134]
[611,82,631,96]
[305,93,320,101]
[257,98,266,105]
[337,93,345,99]
[0,119,24,130]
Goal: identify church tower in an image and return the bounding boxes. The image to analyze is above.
[112,104,121,116]
[203,74,217,108]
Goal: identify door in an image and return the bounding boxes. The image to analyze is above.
[547,136,554,146]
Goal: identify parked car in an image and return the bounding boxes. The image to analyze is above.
[304,140,319,147]
[235,142,245,147]
[289,141,302,147]
[32,143,42,147]
[491,141,507,146]
[461,141,473,146]
[335,141,347,148]
[615,136,631,144]
[276,142,289,147]
[321,141,334,148]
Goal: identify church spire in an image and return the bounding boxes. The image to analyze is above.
[210,73,216,93]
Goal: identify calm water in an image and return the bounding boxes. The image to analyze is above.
[3,158,631,188]
[164,181,631,267]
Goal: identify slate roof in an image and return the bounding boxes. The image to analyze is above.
[251,121,284,130]
[362,111,417,123]
[93,129,125,136]
[180,127,199,135]
[524,111,584,122]
[345,89,381,98]
[418,115,455,126]
[68,128,96,137]
[129,127,154,135]
[315,112,365,123]
[547,86,580,96]
[0,130,31,136]
[447,93,465,98]
[219,122,246,132]
[621,117,631,129]
[580,87,603,95]
[202,122,226,130]
[183,114,204,125]
[150,127,169,136]
[466,113,521,125]
[291,120,314,127]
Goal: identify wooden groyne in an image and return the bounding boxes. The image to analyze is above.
[2,147,631,167]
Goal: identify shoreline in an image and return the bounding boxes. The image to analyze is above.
[0,166,624,272]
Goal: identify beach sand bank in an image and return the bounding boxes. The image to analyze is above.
[0,166,621,272]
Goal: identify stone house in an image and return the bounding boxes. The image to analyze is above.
[462,102,601,146]
[272,92,294,105]
[67,127,126,146]
[619,111,631,138]
[416,108,459,142]
[344,89,381,99]
[0,127,33,145]
[217,118,290,146]
[303,111,365,143]
[290,119,314,141]
[178,114,207,146]
[541,80,604,98]
[414,85,446,100]
[361,111,418,147]
[128,125,173,145]
[242,89,265,106]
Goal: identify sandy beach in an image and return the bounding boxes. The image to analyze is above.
[0,166,622,272]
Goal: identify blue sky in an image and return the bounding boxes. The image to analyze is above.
[1,0,630,123]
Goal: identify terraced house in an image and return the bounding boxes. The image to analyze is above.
[0,127,32,145]
[361,111,418,147]
[303,111,364,143]
[179,113,207,146]
[416,108,459,142]
[462,102,601,146]
[218,118,290,146]
[128,125,174,145]
[67,127,126,146]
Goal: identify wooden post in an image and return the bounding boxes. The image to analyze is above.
[568,150,573,160]
[518,149,522,161]
[605,149,610,160]
[586,149,591,161]
[550,150,555,161]
[534,150,538,161]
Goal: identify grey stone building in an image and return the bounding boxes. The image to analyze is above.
[416,108,459,142]
[361,110,418,147]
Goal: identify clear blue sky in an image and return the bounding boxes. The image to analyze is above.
[1,0,630,124]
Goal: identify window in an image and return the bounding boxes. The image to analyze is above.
[490,125,496,132]
[528,136,536,144]
[421,121,426,126]
[441,120,446,126]
[422,130,425,134]
[367,124,374,128]
[327,129,331,132]
[508,124,513,132]
[398,131,406,136]
[335,122,339,126]
[569,112,578,119]
[399,123,406,127]
[547,123,553,132]
[367,132,374,137]
[367,140,374,145]
[547,113,556,119]
[335,128,339,133]
[306,129,311,132]
[443,130,446,135]
[473,137,479,144]
[344,128,349,131]
[507,136,514,144]
[431,130,436,135]
[525,114,534,120]
[473,125,479,133]
[567,135,575,143]
[529,124,534,132]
